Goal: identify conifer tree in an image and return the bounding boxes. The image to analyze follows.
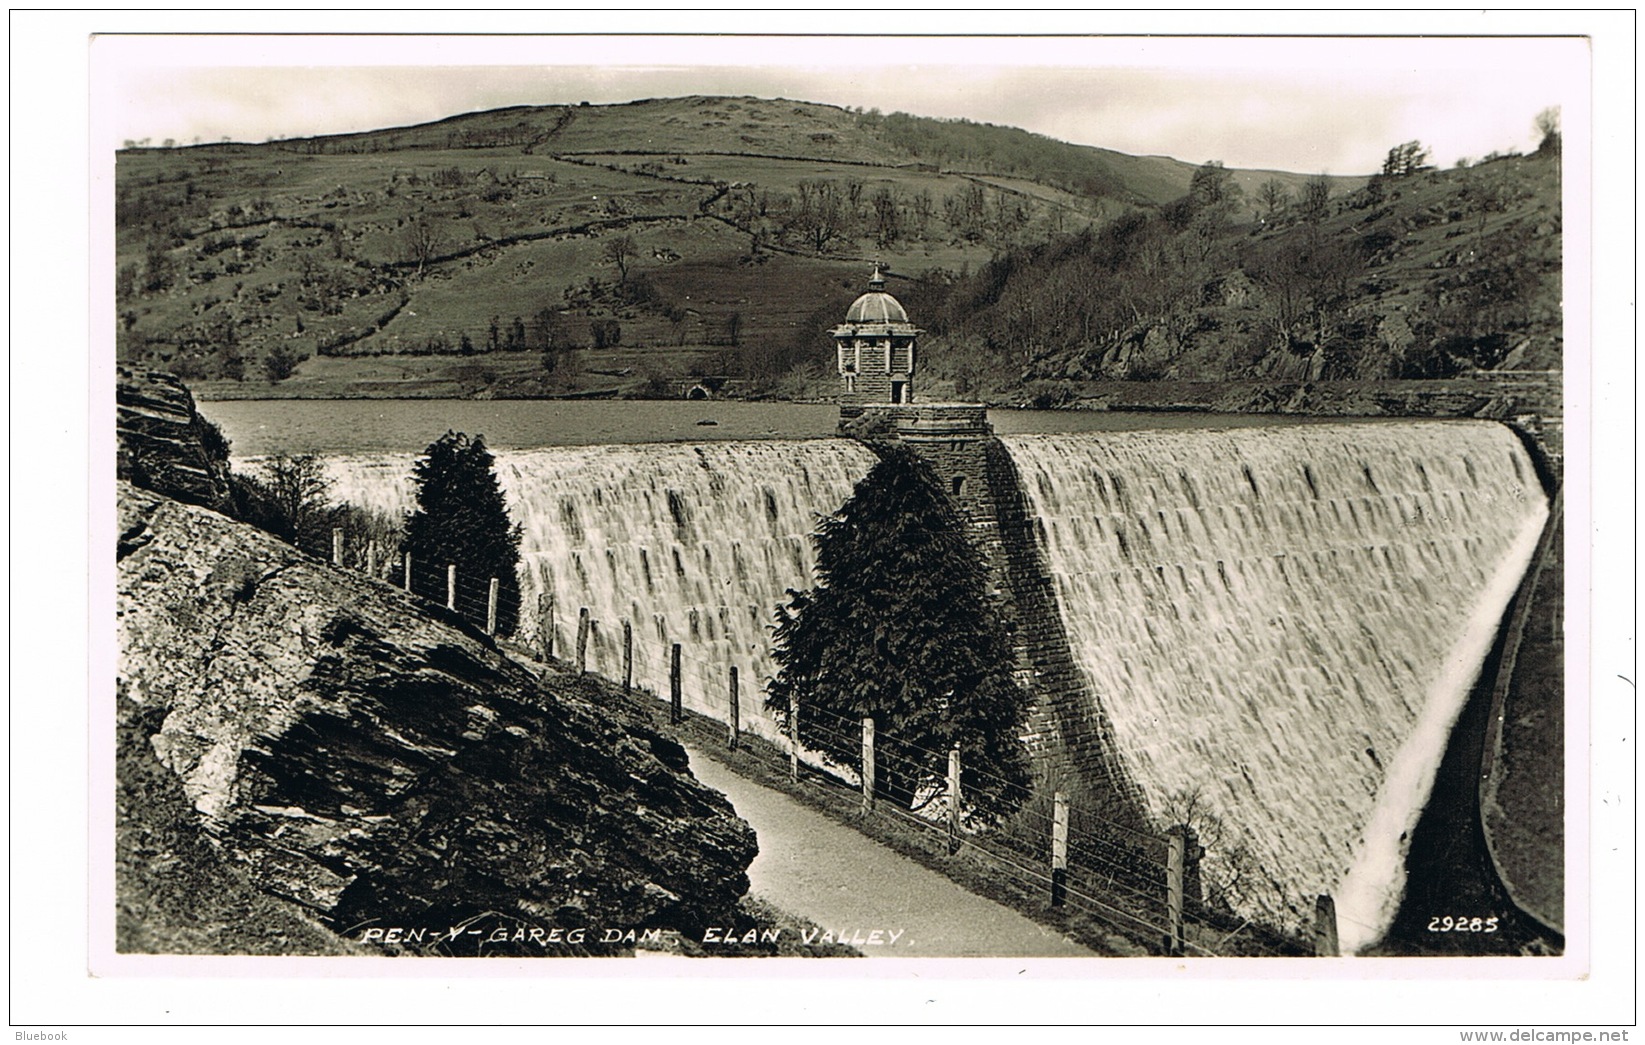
[403,431,522,635]
[767,446,1032,823]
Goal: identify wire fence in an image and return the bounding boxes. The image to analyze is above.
[317,526,1321,958]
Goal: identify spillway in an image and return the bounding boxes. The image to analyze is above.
[321,420,1547,953]
[325,440,878,743]
[1000,422,1547,951]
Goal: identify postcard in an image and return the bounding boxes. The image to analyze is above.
[13,12,1631,1033]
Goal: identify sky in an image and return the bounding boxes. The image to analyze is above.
[94,31,1587,176]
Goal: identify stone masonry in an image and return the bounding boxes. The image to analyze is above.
[841,403,1150,829]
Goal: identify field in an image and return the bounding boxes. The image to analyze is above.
[116,131,1000,396]
[116,93,1533,404]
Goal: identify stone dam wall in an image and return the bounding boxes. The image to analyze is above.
[848,405,1149,828]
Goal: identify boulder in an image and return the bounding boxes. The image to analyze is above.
[117,482,757,955]
[115,367,236,514]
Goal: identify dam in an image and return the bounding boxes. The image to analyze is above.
[322,416,1547,952]
[310,268,1552,953]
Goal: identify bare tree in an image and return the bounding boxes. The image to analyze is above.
[871,185,902,248]
[404,216,441,277]
[728,187,768,255]
[1257,178,1290,219]
[257,453,331,538]
[1189,161,1240,209]
[601,233,637,286]
[792,180,849,254]
[1461,168,1510,235]
[844,178,865,214]
[945,181,990,242]
[1299,175,1332,225]
[909,189,935,239]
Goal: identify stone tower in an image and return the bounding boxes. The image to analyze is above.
[832,263,920,406]
[826,264,1129,818]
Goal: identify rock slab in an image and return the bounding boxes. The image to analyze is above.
[117,482,757,954]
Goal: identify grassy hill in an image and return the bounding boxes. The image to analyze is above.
[124,94,1531,403]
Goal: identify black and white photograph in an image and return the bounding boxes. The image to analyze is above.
[11,10,1634,1035]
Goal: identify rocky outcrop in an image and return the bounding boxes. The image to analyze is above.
[117,482,757,955]
[117,696,364,955]
[116,367,236,513]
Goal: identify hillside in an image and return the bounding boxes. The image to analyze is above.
[113,95,1361,399]
[908,148,1562,397]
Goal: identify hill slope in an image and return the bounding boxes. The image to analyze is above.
[113,95,1362,399]
[910,149,1561,394]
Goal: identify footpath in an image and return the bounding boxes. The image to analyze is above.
[684,745,1093,958]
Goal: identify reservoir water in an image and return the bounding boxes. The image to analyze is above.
[198,397,1367,457]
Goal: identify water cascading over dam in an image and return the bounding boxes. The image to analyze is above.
[325,440,878,743]
[999,422,1548,952]
[322,420,1547,953]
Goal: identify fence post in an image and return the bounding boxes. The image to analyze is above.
[485,577,500,635]
[549,592,562,658]
[669,644,682,724]
[538,593,554,660]
[788,691,799,782]
[1313,894,1339,957]
[445,564,456,611]
[1051,790,1068,907]
[403,552,412,592]
[332,528,344,566]
[622,621,633,692]
[1167,826,1187,956]
[576,608,590,675]
[860,717,876,814]
[366,540,378,579]
[727,666,739,751]
[947,745,962,854]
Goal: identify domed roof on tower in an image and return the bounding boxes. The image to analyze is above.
[844,263,910,324]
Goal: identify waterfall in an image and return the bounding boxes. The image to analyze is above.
[1002,422,1548,951]
[324,440,878,743]
[318,420,1546,953]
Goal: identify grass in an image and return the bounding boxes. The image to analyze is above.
[115,95,1166,392]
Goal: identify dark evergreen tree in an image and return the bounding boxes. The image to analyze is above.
[767,446,1032,824]
[403,431,522,635]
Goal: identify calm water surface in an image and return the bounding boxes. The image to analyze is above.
[198,398,1366,457]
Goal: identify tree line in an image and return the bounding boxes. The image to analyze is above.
[716,175,1060,256]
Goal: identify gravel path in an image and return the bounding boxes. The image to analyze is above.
[685,747,1092,958]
